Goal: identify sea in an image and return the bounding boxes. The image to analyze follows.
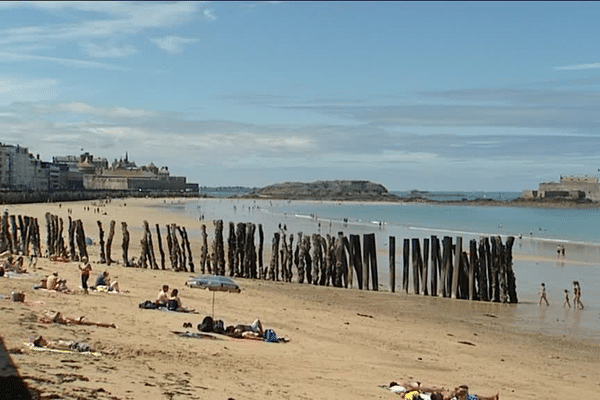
[155,191,600,342]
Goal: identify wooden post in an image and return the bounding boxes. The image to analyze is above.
[97,221,106,263]
[363,233,377,291]
[31,218,41,257]
[244,224,255,279]
[401,238,409,293]
[349,234,363,289]
[181,227,195,273]
[121,222,130,267]
[269,232,280,281]
[468,239,477,300]
[422,238,429,296]
[154,223,165,270]
[227,222,236,276]
[0,211,9,253]
[106,220,115,266]
[296,232,305,283]
[440,236,452,297]
[496,236,508,303]
[248,223,258,279]
[490,236,500,302]
[411,238,421,295]
[18,216,26,254]
[10,215,19,255]
[389,236,396,293]
[200,224,208,274]
[258,224,264,279]
[451,236,462,299]
[75,219,88,262]
[363,234,372,290]
[343,234,352,288]
[146,221,159,269]
[505,236,518,303]
[235,223,246,277]
[430,236,438,296]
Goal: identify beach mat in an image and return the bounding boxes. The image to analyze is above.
[23,343,102,357]
[171,331,223,340]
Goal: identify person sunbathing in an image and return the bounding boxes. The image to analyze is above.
[231,318,264,339]
[452,385,499,400]
[156,285,170,306]
[32,336,93,353]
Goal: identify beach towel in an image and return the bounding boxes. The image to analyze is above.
[24,342,102,357]
[171,331,222,340]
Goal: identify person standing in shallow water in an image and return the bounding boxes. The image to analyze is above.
[573,281,584,310]
[563,289,571,308]
[538,283,549,306]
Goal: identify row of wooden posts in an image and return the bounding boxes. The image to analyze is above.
[2,211,517,303]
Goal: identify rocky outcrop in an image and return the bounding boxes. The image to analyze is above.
[244,180,399,201]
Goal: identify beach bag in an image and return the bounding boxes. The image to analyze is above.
[167,299,178,311]
[11,290,25,302]
[198,316,214,332]
[139,300,159,309]
[264,329,278,343]
[213,320,225,334]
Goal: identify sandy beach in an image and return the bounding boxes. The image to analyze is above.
[1,197,600,400]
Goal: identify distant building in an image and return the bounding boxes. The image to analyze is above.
[1,144,197,193]
[0,143,49,191]
[82,154,197,192]
[522,175,600,201]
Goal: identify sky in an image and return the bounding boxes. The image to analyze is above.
[1,1,600,192]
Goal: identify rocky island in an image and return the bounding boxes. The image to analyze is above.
[243,180,400,201]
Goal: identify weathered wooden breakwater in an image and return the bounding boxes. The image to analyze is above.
[5,211,517,303]
[0,211,41,257]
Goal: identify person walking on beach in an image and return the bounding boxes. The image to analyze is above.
[538,283,549,306]
[563,289,571,308]
[573,281,584,310]
[78,258,92,295]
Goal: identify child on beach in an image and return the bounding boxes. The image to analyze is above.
[78,258,92,295]
[573,281,584,310]
[538,283,549,306]
[563,289,571,308]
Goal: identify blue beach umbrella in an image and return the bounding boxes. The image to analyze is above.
[185,275,241,317]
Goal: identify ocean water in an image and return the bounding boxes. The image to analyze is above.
[156,196,600,342]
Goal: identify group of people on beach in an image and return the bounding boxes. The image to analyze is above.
[385,380,498,399]
[539,281,584,309]
[155,284,192,312]
[37,257,120,295]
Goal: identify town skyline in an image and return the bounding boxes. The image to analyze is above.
[1,2,600,192]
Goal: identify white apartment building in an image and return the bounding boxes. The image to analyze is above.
[0,143,49,191]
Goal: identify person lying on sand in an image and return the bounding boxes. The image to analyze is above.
[230,318,264,339]
[32,336,94,353]
[452,384,499,400]
[37,310,116,328]
[1,255,26,273]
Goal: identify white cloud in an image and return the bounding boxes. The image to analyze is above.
[0,51,128,70]
[0,2,204,45]
[81,43,137,58]
[152,36,200,54]
[555,62,600,71]
[0,76,58,105]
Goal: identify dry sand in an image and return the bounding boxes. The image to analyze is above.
[1,198,599,399]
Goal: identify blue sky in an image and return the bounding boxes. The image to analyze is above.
[1,1,600,191]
